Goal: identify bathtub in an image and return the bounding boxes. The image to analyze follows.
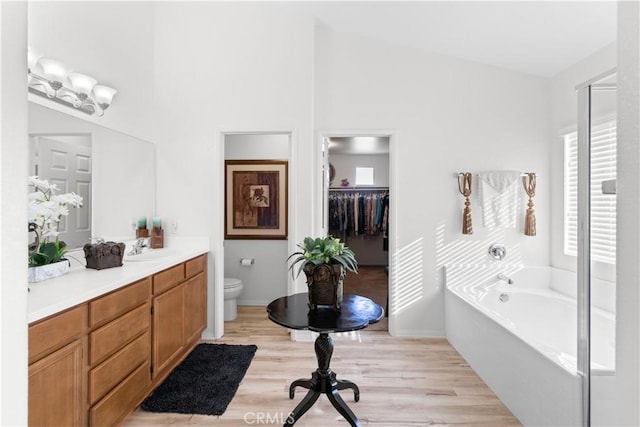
[445,265,616,426]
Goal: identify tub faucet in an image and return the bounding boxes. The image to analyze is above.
[488,244,507,260]
[127,238,149,256]
[497,273,514,285]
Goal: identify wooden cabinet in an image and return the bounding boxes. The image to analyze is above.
[88,278,151,427]
[89,361,150,427]
[89,332,150,405]
[184,272,207,346]
[29,304,87,364]
[151,272,206,375]
[28,253,207,427]
[89,277,151,328]
[28,304,87,426]
[151,254,207,380]
[152,283,184,377]
[153,263,185,295]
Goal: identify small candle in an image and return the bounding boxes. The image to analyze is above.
[152,217,162,229]
[137,216,147,229]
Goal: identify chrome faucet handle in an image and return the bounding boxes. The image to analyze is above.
[135,238,148,247]
[488,244,506,260]
[497,273,514,284]
[127,238,149,256]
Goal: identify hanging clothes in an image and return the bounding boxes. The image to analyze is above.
[328,190,389,243]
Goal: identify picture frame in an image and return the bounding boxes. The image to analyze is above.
[225,160,288,240]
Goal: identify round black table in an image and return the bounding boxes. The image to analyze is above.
[267,293,384,427]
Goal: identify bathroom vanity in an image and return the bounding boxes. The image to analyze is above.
[27,239,209,426]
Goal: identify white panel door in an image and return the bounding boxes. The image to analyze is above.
[37,136,92,249]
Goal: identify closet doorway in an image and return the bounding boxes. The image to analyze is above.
[325,135,390,331]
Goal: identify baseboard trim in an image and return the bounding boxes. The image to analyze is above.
[237,299,270,306]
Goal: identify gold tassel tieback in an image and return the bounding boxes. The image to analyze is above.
[458,172,473,235]
[522,172,536,236]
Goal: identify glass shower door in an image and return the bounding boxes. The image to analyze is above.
[576,70,617,427]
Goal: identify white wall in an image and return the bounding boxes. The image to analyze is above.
[329,154,389,187]
[27,1,156,142]
[549,43,617,282]
[224,133,290,305]
[616,1,640,424]
[7,0,636,422]
[316,27,551,336]
[28,103,156,240]
[0,2,28,424]
[152,2,315,337]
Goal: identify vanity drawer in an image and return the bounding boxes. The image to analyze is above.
[90,361,151,427]
[90,277,151,328]
[185,254,207,278]
[29,304,87,364]
[89,302,150,365]
[89,331,150,404]
[153,263,185,294]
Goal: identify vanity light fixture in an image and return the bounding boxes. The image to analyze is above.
[27,48,117,116]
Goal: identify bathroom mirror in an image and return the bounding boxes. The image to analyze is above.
[29,102,156,249]
[29,132,92,249]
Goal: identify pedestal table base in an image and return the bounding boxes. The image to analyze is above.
[285,332,361,427]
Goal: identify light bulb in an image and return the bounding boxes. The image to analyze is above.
[27,47,43,72]
[38,58,69,90]
[92,85,117,109]
[68,72,97,98]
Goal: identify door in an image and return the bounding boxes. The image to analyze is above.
[35,135,92,249]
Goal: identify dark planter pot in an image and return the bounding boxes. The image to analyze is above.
[303,263,345,311]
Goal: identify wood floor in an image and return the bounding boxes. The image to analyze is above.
[124,306,521,427]
[343,265,388,331]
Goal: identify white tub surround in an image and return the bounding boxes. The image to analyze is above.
[445,265,616,426]
[28,236,209,323]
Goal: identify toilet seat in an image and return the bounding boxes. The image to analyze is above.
[224,278,243,289]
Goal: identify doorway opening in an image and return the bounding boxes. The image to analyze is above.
[221,132,292,326]
[325,135,390,331]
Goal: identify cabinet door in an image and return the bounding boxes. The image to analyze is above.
[184,272,207,345]
[29,339,86,427]
[152,284,184,378]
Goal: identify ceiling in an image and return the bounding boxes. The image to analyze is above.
[277,1,617,78]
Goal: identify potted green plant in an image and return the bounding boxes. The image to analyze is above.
[287,236,358,310]
[27,176,83,283]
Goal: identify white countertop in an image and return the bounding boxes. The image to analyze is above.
[28,236,210,323]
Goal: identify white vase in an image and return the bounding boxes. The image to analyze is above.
[28,260,70,283]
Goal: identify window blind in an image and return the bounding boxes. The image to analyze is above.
[564,120,617,264]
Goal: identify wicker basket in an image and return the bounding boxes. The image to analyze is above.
[83,241,126,270]
[303,263,345,311]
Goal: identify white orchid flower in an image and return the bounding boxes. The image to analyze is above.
[27,177,83,248]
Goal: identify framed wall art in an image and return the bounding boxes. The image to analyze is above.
[225,160,288,239]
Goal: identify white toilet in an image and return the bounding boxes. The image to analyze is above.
[223,278,244,321]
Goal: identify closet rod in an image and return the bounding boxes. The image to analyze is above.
[454,172,539,178]
[329,186,389,192]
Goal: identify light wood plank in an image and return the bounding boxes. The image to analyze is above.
[124,306,521,427]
